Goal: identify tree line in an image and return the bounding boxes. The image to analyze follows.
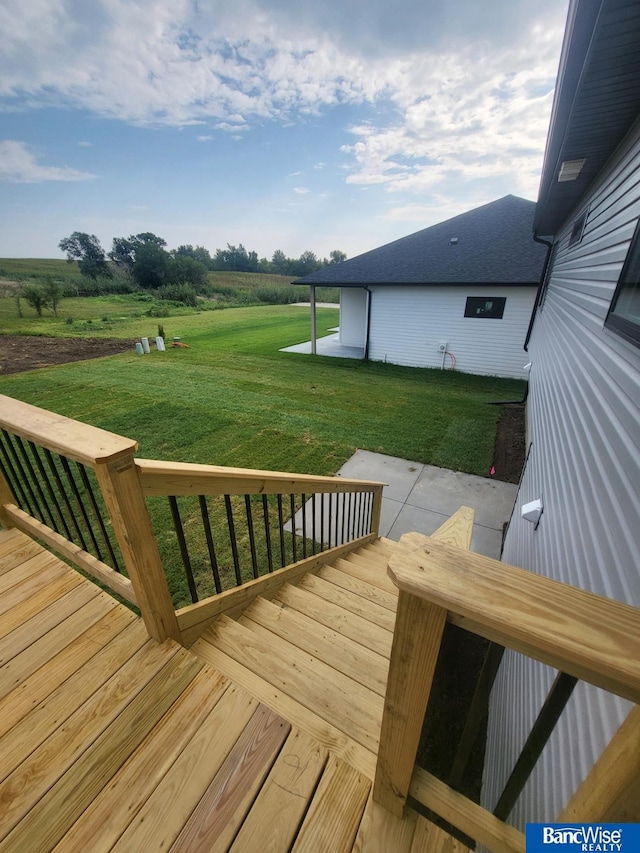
[59,232,347,288]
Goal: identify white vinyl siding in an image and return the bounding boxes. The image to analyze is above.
[482,119,640,826]
[339,287,367,347]
[366,285,536,379]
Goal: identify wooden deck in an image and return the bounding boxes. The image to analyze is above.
[0,527,470,852]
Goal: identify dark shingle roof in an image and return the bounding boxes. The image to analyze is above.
[295,195,546,286]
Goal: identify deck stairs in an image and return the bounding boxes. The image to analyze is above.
[0,527,473,853]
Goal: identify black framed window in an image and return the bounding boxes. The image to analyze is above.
[605,218,640,347]
[464,296,506,319]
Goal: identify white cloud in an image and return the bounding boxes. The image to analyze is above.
[78,140,92,147]
[293,186,310,194]
[0,140,97,183]
[196,135,213,141]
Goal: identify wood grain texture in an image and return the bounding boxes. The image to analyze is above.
[230,728,328,853]
[388,537,640,704]
[353,792,417,852]
[336,552,399,595]
[559,704,640,821]
[94,454,180,643]
[373,592,447,816]
[242,596,389,696]
[292,755,371,853]
[0,394,137,465]
[275,582,393,657]
[111,683,259,852]
[190,639,377,779]
[170,705,290,852]
[205,615,384,753]
[0,531,51,576]
[317,564,398,612]
[176,535,377,645]
[0,606,135,740]
[53,667,229,853]
[1,650,203,853]
[0,619,149,782]
[410,816,471,852]
[297,573,396,631]
[0,592,119,702]
[136,456,384,496]
[409,767,525,853]
[0,637,178,841]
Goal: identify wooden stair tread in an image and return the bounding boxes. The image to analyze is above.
[319,563,398,611]
[336,554,399,596]
[297,574,396,631]
[275,582,393,658]
[201,615,384,753]
[242,596,389,696]
[190,639,377,780]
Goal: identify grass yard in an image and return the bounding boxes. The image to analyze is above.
[0,299,524,605]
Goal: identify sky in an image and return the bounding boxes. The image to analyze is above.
[0,0,569,262]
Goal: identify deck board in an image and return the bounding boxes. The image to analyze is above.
[0,528,473,852]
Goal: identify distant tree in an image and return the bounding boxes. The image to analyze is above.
[271,249,289,275]
[214,243,259,272]
[329,249,347,265]
[109,237,137,274]
[131,242,168,289]
[293,250,321,277]
[59,232,111,280]
[166,254,208,288]
[174,244,214,269]
[42,278,63,315]
[22,283,48,316]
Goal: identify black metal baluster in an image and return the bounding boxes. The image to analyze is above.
[347,491,353,541]
[341,493,347,546]
[320,493,325,552]
[63,456,101,555]
[22,440,57,529]
[3,432,37,517]
[244,495,258,579]
[277,494,286,566]
[169,496,198,602]
[493,671,578,820]
[311,494,317,555]
[43,450,74,540]
[59,457,89,550]
[27,442,67,536]
[13,435,48,523]
[199,495,222,594]
[290,494,297,563]
[301,493,307,559]
[77,463,121,571]
[224,495,242,585]
[0,431,32,514]
[262,495,273,573]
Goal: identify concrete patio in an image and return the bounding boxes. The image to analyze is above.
[280,332,364,360]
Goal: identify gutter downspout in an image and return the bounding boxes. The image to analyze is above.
[363,286,372,361]
[487,234,553,407]
[310,285,316,355]
[523,234,554,353]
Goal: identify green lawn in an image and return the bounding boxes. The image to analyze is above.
[0,299,524,605]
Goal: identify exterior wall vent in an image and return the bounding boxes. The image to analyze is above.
[450,237,459,244]
[558,158,586,182]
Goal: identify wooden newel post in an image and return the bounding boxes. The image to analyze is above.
[370,485,383,537]
[94,453,182,644]
[373,590,448,817]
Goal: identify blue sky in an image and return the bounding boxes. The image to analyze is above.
[0,0,569,261]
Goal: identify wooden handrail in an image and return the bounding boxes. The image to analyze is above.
[388,537,640,704]
[136,458,385,497]
[0,394,136,466]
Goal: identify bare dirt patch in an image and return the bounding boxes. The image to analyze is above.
[491,402,526,484]
[0,335,132,376]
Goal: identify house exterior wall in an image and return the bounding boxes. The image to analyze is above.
[339,287,367,347]
[482,119,640,826]
[366,285,536,379]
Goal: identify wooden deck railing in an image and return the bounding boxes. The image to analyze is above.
[374,535,640,850]
[0,394,383,644]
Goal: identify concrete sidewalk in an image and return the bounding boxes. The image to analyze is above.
[338,450,518,559]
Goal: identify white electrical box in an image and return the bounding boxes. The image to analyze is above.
[438,341,448,352]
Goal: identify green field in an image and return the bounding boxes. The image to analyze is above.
[0,293,523,605]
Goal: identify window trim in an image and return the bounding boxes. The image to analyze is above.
[604,217,640,348]
[464,296,506,319]
[568,205,589,248]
